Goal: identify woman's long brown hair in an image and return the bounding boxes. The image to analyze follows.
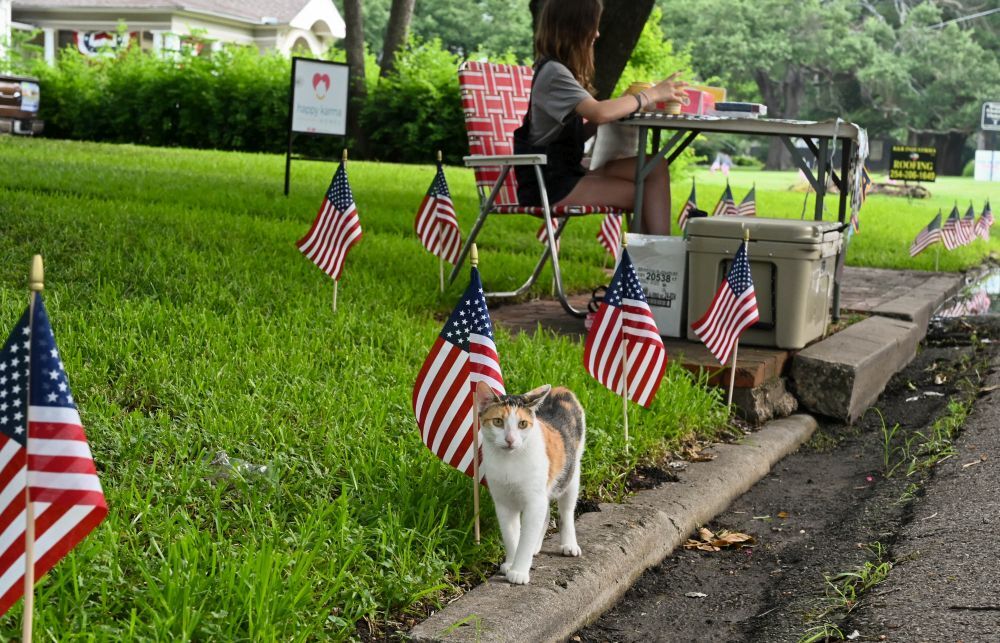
[534,0,603,93]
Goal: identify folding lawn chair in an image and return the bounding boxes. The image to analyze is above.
[450,61,629,318]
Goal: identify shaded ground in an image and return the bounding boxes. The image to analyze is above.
[577,318,998,643]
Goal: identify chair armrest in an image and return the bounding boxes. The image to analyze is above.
[463,154,547,167]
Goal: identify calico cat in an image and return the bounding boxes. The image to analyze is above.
[475,381,586,585]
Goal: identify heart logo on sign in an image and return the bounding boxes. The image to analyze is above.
[312,73,331,99]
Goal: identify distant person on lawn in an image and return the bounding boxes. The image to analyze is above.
[514,0,687,235]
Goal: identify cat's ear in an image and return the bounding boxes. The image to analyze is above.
[475,380,501,412]
[522,384,551,411]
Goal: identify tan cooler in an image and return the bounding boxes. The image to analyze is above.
[685,216,842,350]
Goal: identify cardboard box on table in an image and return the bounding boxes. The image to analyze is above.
[685,217,843,350]
[625,233,687,338]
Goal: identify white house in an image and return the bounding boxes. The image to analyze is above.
[8,0,345,63]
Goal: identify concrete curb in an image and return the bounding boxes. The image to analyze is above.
[409,414,818,643]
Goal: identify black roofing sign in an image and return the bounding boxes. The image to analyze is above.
[889,145,937,182]
[984,102,1000,132]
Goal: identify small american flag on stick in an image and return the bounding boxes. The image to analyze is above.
[712,182,738,217]
[941,206,964,251]
[975,201,993,241]
[961,203,978,245]
[597,213,621,258]
[296,159,363,281]
[583,249,667,408]
[909,211,942,257]
[415,163,462,265]
[677,180,697,231]
[0,291,107,618]
[736,185,756,217]
[412,265,504,477]
[691,239,760,366]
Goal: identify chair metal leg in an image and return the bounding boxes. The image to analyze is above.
[537,166,586,318]
[449,165,512,285]
[487,217,569,298]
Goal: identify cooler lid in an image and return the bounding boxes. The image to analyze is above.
[685,216,843,244]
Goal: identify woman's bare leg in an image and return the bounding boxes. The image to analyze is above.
[554,157,672,235]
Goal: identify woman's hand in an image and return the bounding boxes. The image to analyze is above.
[647,72,688,104]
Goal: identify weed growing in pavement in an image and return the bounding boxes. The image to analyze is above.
[798,622,845,643]
[799,543,892,641]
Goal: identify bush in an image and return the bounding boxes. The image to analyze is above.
[962,159,975,177]
[359,38,467,164]
[35,43,290,152]
[30,13,694,167]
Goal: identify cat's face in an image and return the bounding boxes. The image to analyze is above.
[475,382,551,451]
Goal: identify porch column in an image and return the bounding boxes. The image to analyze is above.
[43,27,55,64]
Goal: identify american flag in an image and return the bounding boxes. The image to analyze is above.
[941,206,964,250]
[975,201,994,241]
[909,211,942,257]
[677,180,697,231]
[0,294,107,617]
[712,182,738,217]
[691,240,760,366]
[296,161,363,281]
[961,203,978,245]
[415,164,462,264]
[597,213,621,258]
[583,249,667,408]
[736,185,756,217]
[412,267,504,476]
[536,220,561,252]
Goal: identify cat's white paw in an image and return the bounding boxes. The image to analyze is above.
[498,562,512,575]
[506,569,530,585]
[561,543,582,557]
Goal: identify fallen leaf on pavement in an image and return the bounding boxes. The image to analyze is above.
[685,592,708,598]
[934,373,948,385]
[684,527,755,552]
[847,630,861,640]
[777,511,789,519]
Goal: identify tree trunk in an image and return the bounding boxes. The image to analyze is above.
[756,68,806,170]
[380,0,416,78]
[343,0,369,155]
[528,0,654,99]
[593,0,655,99]
[529,0,544,36]
[935,131,969,176]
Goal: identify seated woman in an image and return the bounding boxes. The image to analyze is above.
[514,0,687,235]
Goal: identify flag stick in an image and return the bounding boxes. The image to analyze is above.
[23,254,43,643]
[333,148,348,313]
[726,341,739,410]
[437,151,445,294]
[935,243,940,272]
[619,233,630,452]
[470,242,482,544]
[728,228,750,410]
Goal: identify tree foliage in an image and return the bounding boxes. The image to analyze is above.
[658,0,1000,172]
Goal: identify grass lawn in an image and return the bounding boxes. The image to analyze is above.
[0,137,994,640]
[690,167,999,271]
[0,137,728,641]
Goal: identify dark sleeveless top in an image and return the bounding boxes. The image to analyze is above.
[513,58,588,207]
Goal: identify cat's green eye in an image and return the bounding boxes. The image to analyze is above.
[492,418,503,427]
[518,420,529,429]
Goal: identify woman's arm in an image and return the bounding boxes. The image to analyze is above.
[575,73,688,124]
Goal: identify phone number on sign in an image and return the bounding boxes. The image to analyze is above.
[889,170,936,181]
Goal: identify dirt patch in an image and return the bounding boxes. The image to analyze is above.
[577,323,995,642]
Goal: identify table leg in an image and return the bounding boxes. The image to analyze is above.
[634,126,648,233]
